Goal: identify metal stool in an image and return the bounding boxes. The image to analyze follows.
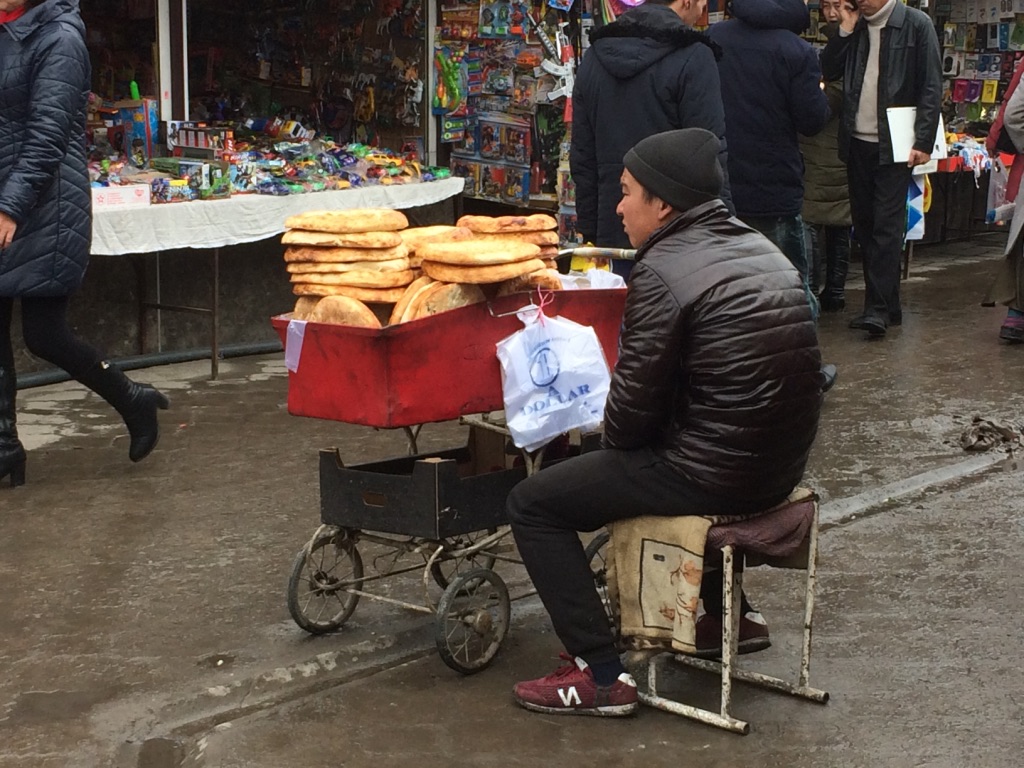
[631,495,829,734]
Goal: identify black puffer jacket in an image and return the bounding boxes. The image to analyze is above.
[0,0,92,298]
[570,4,733,249]
[604,200,822,504]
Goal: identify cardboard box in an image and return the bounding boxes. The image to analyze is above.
[90,184,152,209]
[113,98,160,164]
[271,289,627,429]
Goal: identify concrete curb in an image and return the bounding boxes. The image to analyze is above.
[819,451,1013,528]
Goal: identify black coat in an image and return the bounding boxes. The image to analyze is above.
[0,0,92,298]
[570,4,733,249]
[604,201,822,503]
[707,0,830,219]
[820,2,942,165]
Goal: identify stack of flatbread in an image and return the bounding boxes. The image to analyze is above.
[286,212,567,328]
[284,208,415,327]
[455,214,561,269]
[450,213,564,298]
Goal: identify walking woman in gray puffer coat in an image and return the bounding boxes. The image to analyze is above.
[0,0,169,488]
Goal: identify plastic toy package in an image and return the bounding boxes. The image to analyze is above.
[478,0,530,38]
[503,124,531,165]
[451,158,482,196]
[433,44,469,116]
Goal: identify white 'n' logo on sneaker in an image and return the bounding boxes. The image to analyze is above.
[557,686,581,706]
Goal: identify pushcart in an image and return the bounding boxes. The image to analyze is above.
[276,254,632,674]
[285,414,605,674]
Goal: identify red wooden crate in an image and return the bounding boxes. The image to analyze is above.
[271,289,627,428]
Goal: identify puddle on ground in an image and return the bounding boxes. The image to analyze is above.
[5,687,116,724]
[137,737,184,768]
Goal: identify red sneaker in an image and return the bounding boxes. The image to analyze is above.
[513,654,638,717]
[693,611,772,659]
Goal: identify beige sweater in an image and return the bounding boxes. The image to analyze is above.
[851,0,899,142]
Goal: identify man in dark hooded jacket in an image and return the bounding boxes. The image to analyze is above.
[709,0,835,391]
[570,0,733,269]
[708,0,830,293]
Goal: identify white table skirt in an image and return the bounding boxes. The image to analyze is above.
[90,177,465,256]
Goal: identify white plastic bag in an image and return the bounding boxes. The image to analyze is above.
[987,157,1014,223]
[495,306,611,452]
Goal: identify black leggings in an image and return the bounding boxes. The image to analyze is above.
[0,297,102,378]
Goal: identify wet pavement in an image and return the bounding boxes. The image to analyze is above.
[2,233,1023,767]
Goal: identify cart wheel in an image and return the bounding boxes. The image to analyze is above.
[584,531,618,640]
[429,528,498,590]
[435,568,510,674]
[287,531,364,635]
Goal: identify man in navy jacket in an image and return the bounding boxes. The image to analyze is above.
[571,0,733,273]
[708,0,830,295]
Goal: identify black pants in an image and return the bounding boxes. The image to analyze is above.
[507,447,787,665]
[0,297,102,376]
[847,138,912,319]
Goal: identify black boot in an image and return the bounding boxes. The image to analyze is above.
[76,361,170,462]
[0,364,26,488]
[818,227,851,312]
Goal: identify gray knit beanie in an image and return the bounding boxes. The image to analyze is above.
[623,128,723,211]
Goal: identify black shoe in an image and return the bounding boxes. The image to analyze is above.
[818,294,845,312]
[850,311,901,329]
[820,363,838,393]
[859,314,887,337]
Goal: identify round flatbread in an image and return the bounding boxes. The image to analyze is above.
[496,268,564,297]
[417,239,540,266]
[408,282,486,321]
[388,275,435,325]
[542,259,558,270]
[282,229,403,248]
[305,295,382,328]
[399,225,475,252]
[421,258,547,284]
[292,296,320,320]
[285,208,409,234]
[289,269,417,288]
[293,283,408,303]
[456,213,557,234]
[285,257,411,274]
[537,246,559,258]
[468,230,560,247]
[284,243,409,263]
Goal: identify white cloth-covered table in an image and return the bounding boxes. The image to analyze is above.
[91,177,465,255]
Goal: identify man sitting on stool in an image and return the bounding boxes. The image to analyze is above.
[507,128,823,717]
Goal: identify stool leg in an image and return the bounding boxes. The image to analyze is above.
[720,545,740,719]
[800,503,822,688]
